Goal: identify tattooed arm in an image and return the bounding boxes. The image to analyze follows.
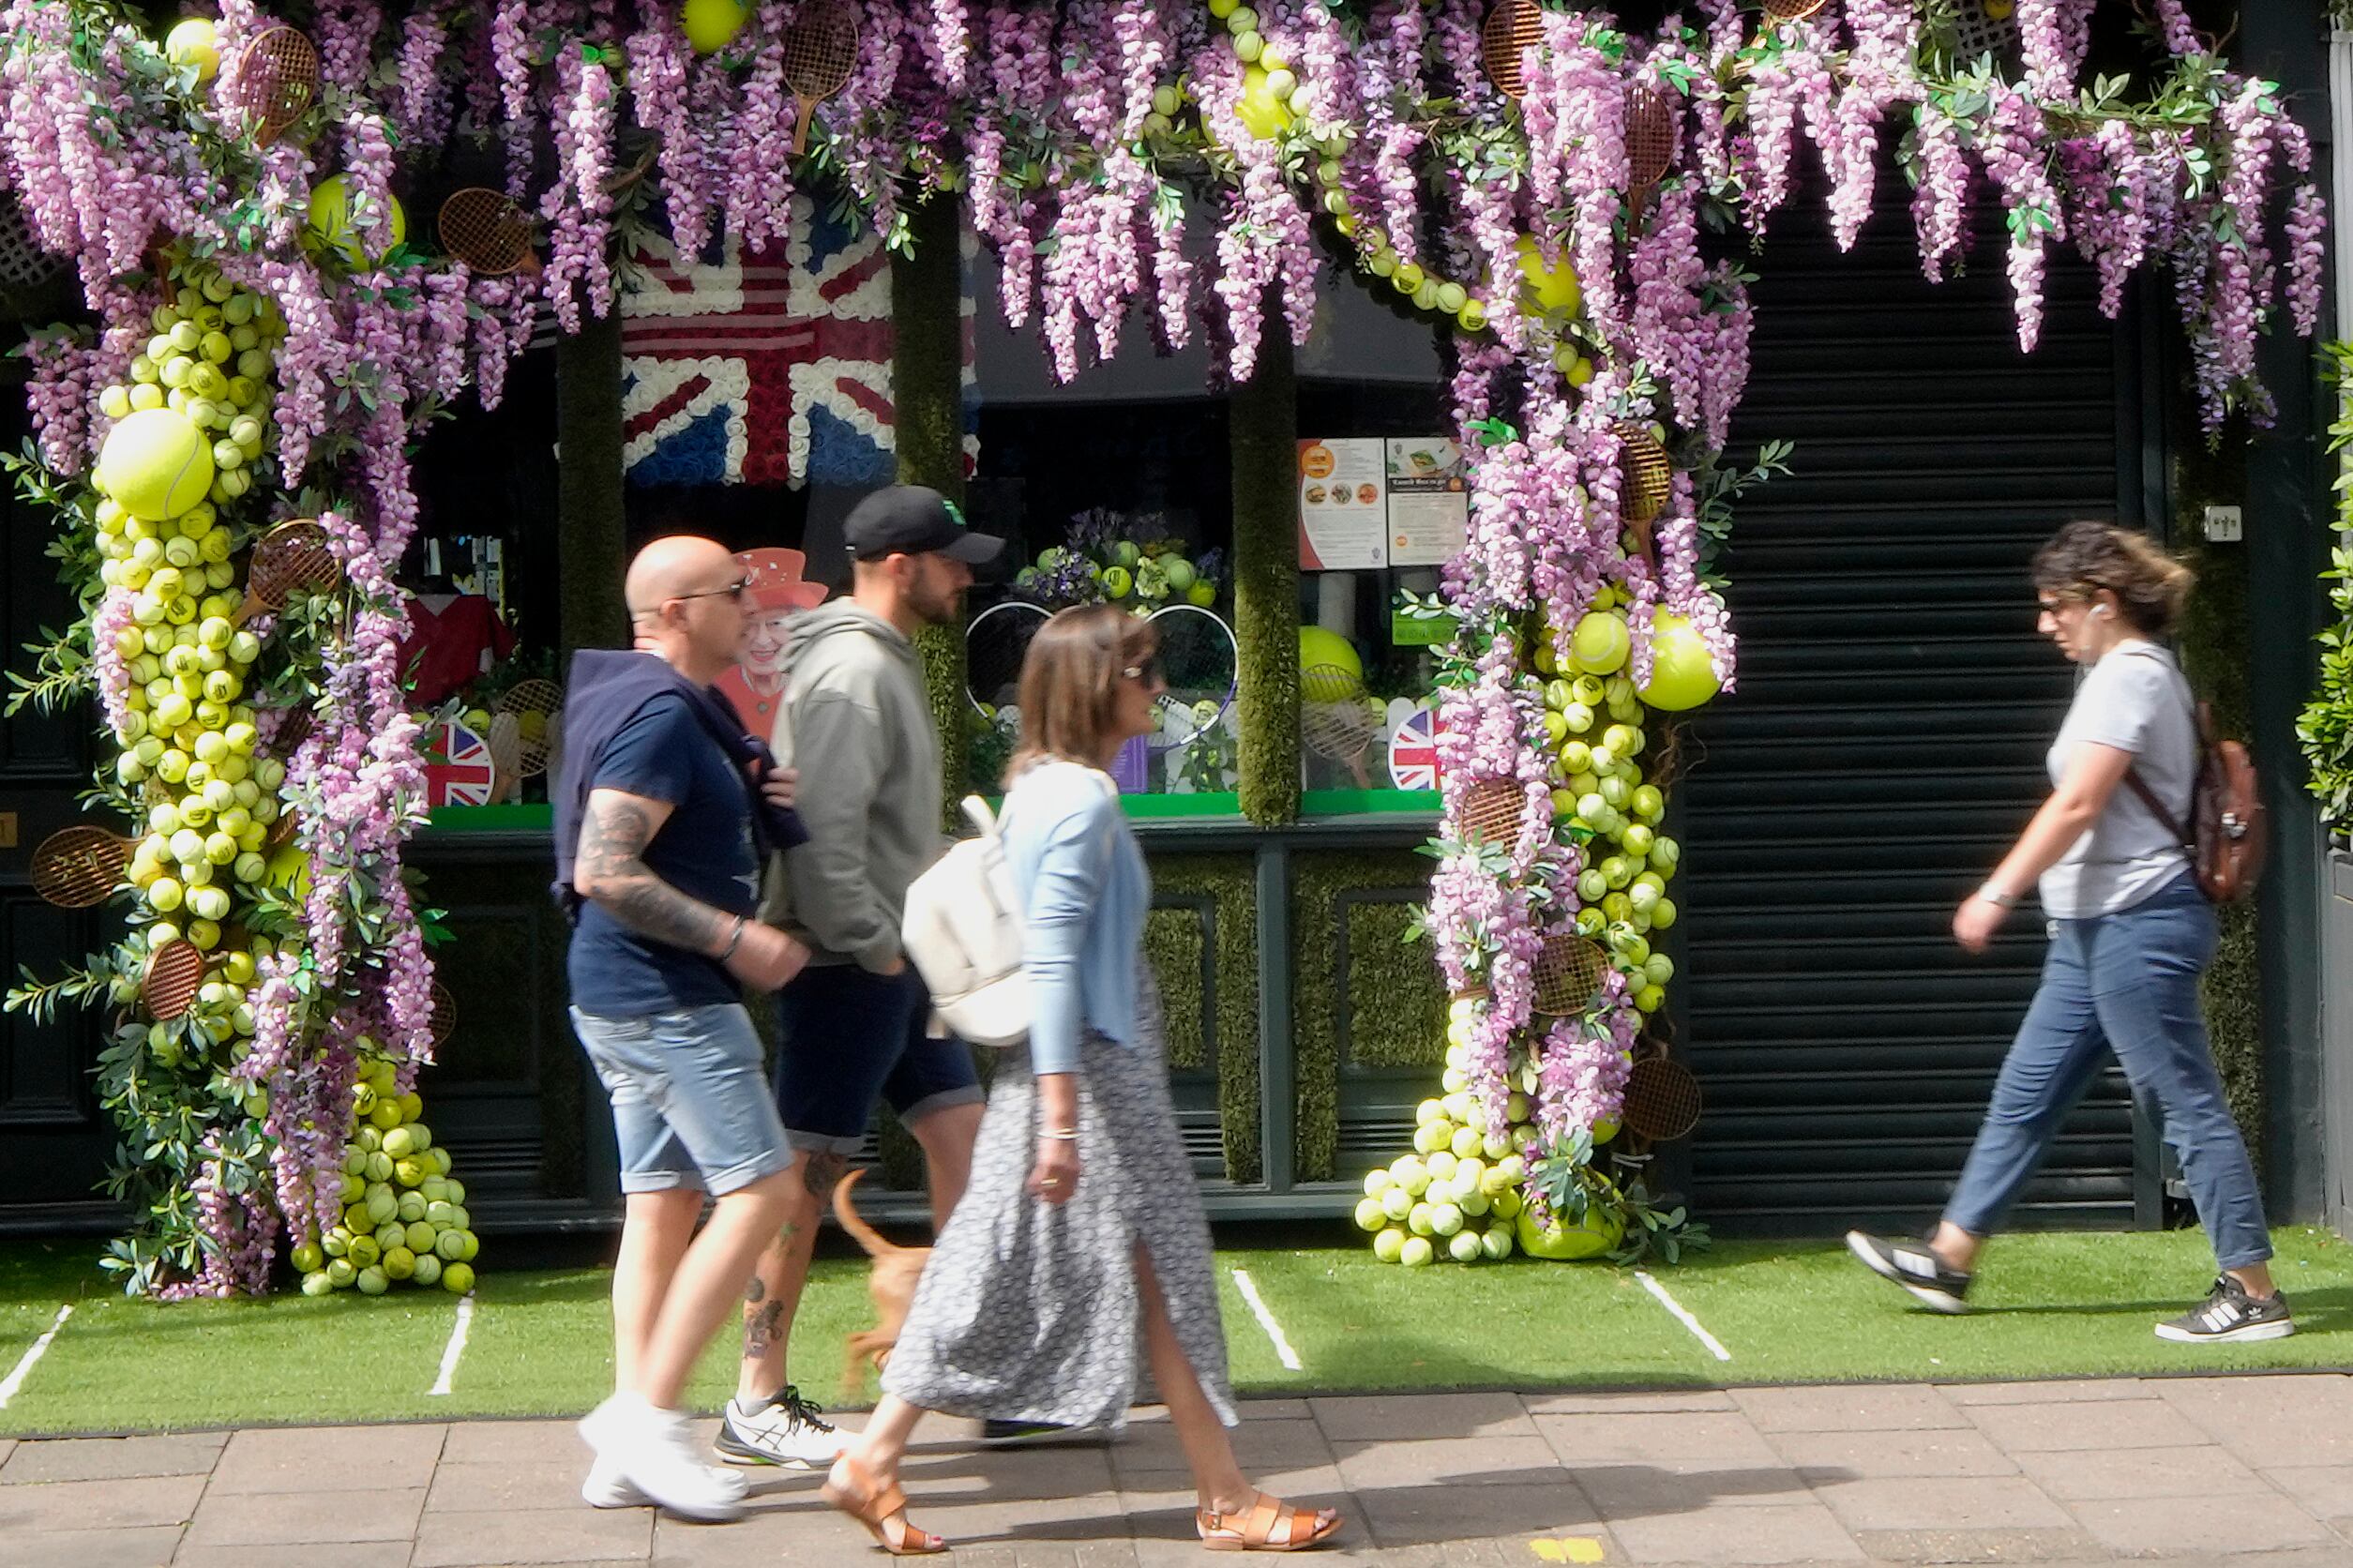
[575,788,731,952]
[577,787,811,988]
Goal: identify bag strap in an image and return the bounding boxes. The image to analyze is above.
[2115,647,2203,851]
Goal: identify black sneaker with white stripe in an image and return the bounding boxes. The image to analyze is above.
[2154,1276,2295,1344]
[1845,1230,1973,1314]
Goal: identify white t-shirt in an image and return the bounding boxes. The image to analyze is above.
[2038,640,2196,919]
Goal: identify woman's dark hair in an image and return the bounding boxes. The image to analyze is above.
[2030,520,2195,637]
[1006,604,1155,781]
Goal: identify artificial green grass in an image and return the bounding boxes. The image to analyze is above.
[1,1228,2346,1437]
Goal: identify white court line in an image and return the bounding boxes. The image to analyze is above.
[429,1294,475,1396]
[0,1305,73,1410]
[1229,1268,1303,1372]
[1634,1270,1731,1363]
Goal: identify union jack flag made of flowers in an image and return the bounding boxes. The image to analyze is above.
[620,196,974,490]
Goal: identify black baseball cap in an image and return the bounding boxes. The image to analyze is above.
[842,485,1005,566]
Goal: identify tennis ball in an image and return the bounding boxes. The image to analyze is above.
[97,409,214,520]
[290,1242,324,1274]
[1570,611,1631,675]
[325,1258,356,1289]
[1235,66,1293,140]
[1448,1230,1484,1263]
[300,1270,334,1297]
[1515,235,1582,316]
[305,175,408,267]
[382,1126,415,1158]
[411,1253,443,1288]
[1372,1227,1406,1263]
[355,1266,388,1296]
[441,1261,475,1294]
[1637,610,1721,712]
[682,0,752,54]
[382,1246,416,1281]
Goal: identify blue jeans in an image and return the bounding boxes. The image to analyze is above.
[1943,869,2271,1272]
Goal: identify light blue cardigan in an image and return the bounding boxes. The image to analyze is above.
[999,761,1148,1076]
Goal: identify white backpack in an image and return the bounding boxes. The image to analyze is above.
[901,795,1033,1048]
[901,768,1115,1048]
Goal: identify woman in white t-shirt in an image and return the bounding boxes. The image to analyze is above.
[1846,521,2289,1344]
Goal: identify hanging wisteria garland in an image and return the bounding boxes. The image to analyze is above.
[0,0,2329,1290]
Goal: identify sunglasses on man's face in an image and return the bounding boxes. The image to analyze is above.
[672,578,750,605]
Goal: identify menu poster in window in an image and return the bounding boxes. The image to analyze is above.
[1385,437,1469,567]
[1297,439,1389,570]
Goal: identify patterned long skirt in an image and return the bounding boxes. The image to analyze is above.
[878,970,1237,1433]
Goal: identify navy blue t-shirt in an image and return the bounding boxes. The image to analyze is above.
[566,692,762,1017]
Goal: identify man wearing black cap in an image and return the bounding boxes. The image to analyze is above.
[720,485,1006,1469]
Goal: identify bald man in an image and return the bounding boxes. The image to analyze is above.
[556,535,812,1523]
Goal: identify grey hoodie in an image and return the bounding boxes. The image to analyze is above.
[763,600,943,971]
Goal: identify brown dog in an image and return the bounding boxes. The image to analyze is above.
[833,1168,932,1398]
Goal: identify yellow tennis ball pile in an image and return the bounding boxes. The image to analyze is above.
[291,1058,479,1296]
[1531,591,1689,1015]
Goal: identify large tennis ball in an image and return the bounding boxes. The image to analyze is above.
[164,17,219,83]
[98,410,214,521]
[1569,610,1630,675]
[682,0,752,54]
[1637,610,1722,713]
[1235,67,1293,140]
[1515,235,1582,317]
[1298,626,1362,692]
[305,175,408,267]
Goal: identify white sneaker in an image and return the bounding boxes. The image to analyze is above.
[581,1454,646,1509]
[716,1384,848,1470]
[580,1393,748,1522]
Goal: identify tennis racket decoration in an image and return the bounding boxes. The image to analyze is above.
[1618,423,1673,565]
[1621,1052,1703,1143]
[31,825,132,909]
[964,599,1051,717]
[430,979,458,1049]
[1531,931,1609,1017]
[1479,0,1543,99]
[1760,0,1830,23]
[1624,85,1675,231]
[0,191,68,292]
[437,188,535,276]
[1299,663,1380,787]
[1141,603,1240,786]
[1456,776,1528,847]
[497,679,565,778]
[234,520,341,626]
[142,939,207,1022]
[783,3,860,157]
[230,25,320,144]
[1951,0,2023,59]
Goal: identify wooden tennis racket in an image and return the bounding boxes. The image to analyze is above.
[1621,1054,1703,1143]
[437,188,535,276]
[1531,931,1609,1017]
[234,520,341,626]
[1480,0,1542,99]
[31,825,132,909]
[143,940,206,1021]
[498,679,565,778]
[230,26,320,144]
[783,4,859,157]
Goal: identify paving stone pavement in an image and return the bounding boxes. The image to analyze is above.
[3,1375,2351,1566]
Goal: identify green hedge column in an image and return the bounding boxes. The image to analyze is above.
[1231,319,1300,825]
[557,308,628,657]
[893,192,970,822]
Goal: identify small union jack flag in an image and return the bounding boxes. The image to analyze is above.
[1388,704,1448,792]
[424,719,496,808]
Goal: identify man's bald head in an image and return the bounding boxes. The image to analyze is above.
[624,535,747,686]
[626,535,740,620]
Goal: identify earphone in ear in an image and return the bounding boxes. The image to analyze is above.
[2089,604,2110,620]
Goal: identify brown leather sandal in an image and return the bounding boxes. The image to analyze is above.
[822,1453,946,1556]
[1196,1491,1344,1552]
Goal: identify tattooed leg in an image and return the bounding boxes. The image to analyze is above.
[735,1165,822,1404]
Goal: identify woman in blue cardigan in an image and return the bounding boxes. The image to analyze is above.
[822,605,1343,1556]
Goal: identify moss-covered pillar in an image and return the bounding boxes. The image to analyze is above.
[556,308,628,657]
[1231,318,1300,825]
[892,192,969,822]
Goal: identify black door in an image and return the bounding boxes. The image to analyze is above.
[0,379,121,1229]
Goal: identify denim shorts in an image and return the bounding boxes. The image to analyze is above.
[773,964,985,1155]
[571,1003,795,1197]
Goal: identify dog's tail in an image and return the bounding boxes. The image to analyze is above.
[831,1168,901,1259]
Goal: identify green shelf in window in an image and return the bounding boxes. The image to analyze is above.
[1300,788,1440,819]
[428,803,553,832]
